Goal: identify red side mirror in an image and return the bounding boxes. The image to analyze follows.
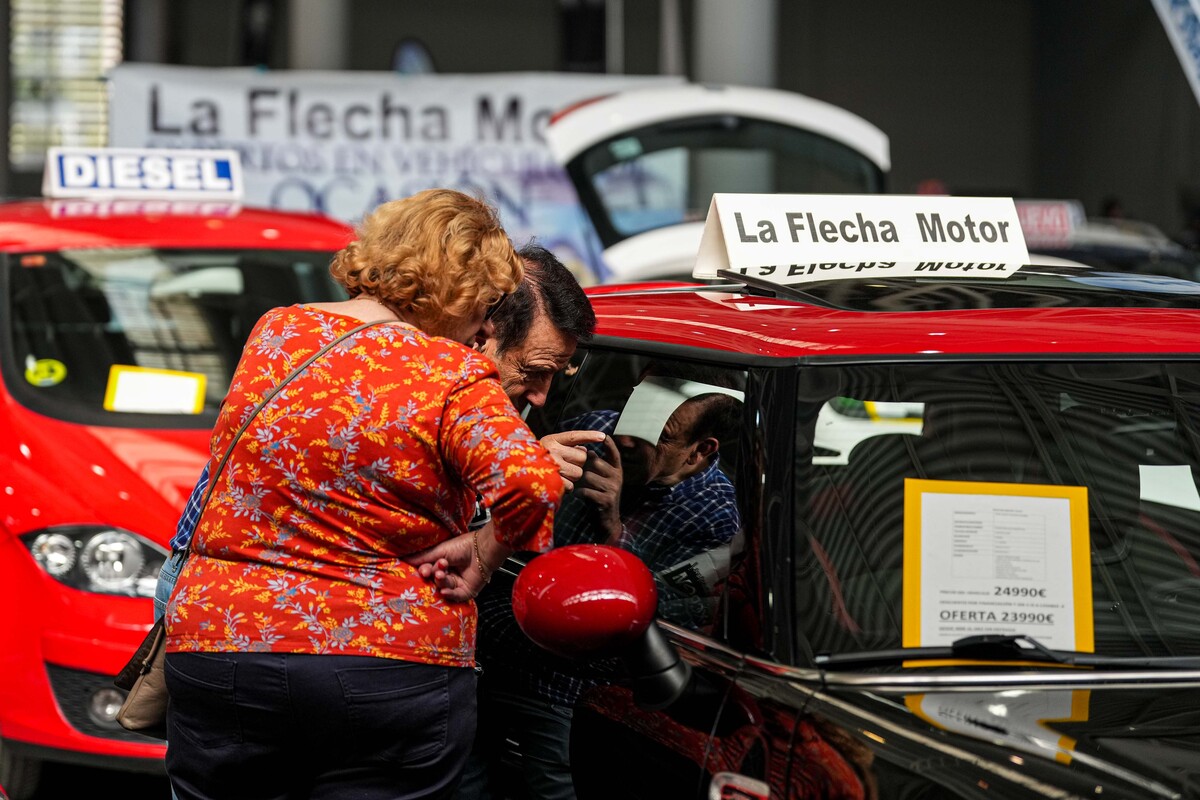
[512,544,657,658]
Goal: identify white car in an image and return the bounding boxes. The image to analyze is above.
[547,84,890,283]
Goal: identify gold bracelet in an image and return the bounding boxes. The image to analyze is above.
[472,528,491,583]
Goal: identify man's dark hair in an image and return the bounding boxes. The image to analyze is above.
[490,243,596,354]
[688,393,742,446]
[640,362,743,451]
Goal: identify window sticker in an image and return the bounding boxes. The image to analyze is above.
[902,479,1093,655]
[24,357,67,387]
[1140,464,1200,511]
[103,365,206,414]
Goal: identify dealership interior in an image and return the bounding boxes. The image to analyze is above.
[1,0,1199,239]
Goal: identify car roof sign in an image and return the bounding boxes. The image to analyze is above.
[1015,199,1086,248]
[42,147,244,202]
[693,193,1030,282]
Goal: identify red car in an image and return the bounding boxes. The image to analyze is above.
[0,197,351,798]
[493,202,1200,798]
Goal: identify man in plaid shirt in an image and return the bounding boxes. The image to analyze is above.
[467,374,743,800]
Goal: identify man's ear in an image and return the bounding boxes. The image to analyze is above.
[691,437,719,463]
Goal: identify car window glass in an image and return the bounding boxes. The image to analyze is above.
[575,116,885,243]
[3,248,344,427]
[794,361,1200,664]
[530,349,749,636]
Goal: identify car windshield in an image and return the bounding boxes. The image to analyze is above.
[571,116,885,247]
[3,247,345,427]
[795,359,1200,665]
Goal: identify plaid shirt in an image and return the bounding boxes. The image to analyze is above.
[170,462,210,552]
[476,409,740,706]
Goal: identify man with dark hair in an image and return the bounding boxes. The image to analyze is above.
[482,244,597,413]
[475,244,603,493]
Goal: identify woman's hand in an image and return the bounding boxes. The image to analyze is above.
[403,532,480,602]
[403,522,512,603]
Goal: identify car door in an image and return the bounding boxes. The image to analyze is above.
[527,348,815,799]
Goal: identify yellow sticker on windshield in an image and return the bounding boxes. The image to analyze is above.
[103,365,207,414]
[902,478,1093,659]
[24,357,67,387]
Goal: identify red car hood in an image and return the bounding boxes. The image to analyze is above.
[0,398,210,544]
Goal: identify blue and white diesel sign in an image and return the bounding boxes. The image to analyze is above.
[42,147,243,200]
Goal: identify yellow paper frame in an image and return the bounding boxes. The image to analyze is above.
[902,478,1094,657]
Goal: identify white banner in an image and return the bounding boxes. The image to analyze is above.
[1152,0,1200,109]
[107,65,676,282]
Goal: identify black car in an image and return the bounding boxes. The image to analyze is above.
[487,265,1200,800]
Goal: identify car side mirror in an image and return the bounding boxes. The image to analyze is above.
[512,544,692,710]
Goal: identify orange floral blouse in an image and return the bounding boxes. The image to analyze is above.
[164,305,563,668]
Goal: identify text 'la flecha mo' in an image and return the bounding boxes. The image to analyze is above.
[734,211,1014,245]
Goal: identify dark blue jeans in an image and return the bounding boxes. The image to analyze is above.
[456,687,576,800]
[165,651,476,800]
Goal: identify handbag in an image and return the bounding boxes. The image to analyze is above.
[113,617,168,737]
[113,319,388,739]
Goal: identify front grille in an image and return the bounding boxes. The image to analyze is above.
[45,663,163,744]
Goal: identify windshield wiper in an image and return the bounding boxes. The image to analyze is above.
[814,634,1200,670]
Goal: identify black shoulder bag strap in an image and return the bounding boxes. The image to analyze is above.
[115,321,390,694]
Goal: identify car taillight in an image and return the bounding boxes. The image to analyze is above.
[20,525,167,598]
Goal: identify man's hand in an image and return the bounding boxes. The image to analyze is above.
[573,435,624,543]
[541,429,606,491]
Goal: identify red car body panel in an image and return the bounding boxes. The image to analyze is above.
[0,200,353,252]
[586,289,1200,357]
[0,201,352,769]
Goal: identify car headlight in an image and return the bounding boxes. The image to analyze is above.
[20,526,167,597]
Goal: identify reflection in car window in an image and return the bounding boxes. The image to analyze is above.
[530,349,749,635]
[795,361,1200,664]
[3,248,344,426]
[815,398,925,465]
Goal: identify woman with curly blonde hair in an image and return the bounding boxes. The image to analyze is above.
[330,188,521,340]
[162,189,563,800]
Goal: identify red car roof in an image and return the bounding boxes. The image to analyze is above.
[0,199,353,252]
[586,286,1200,359]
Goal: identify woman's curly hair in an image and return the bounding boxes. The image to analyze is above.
[330,189,522,337]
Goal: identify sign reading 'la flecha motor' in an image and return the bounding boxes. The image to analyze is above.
[106,64,678,284]
[694,193,1030,282]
